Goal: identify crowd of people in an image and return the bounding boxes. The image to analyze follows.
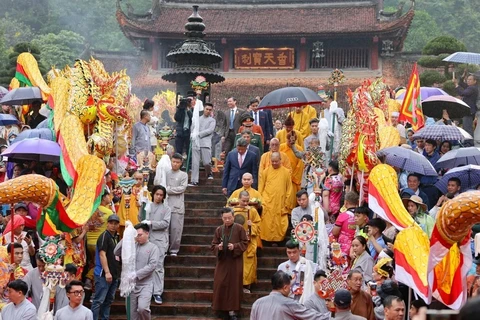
[0,76,479,320]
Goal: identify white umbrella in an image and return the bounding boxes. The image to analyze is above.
[443,52,480,65]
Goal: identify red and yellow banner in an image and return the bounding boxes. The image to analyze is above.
[234,48,295,70]
[398,62,425,131]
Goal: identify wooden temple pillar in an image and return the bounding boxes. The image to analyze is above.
[221,38,230,72]
[299,37,307,72]
[371,36,379,70]
[150,37,159,70]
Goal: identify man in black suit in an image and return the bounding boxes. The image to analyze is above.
[249,99,271,150]
[224,97,246,154]
[222,138,258,196]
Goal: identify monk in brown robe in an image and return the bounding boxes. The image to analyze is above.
[211,207,248,320]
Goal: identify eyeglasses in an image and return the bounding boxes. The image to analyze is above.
[68,290,85,296]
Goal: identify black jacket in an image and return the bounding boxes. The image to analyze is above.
[174,106,192,133]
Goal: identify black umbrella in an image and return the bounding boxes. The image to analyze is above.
[257,87,324,110]
[421,95,471,119]
[0,87,42,105]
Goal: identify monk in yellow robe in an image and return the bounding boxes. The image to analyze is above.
[259,152,292,243]
[228,173,263,208]
[233,191,261,291]
[275,115,304,147]
[303,105,318,121]
[259,138,291,187]
[288,106,316,139]
[280,132,305,211]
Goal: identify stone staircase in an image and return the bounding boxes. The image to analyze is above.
[106,173,286,319]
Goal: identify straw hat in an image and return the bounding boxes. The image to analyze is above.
[401,195,427,212]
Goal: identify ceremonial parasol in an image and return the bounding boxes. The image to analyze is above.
[435,147,480,169]
[257,87,324,110]
[412,125,471,141]
[435,165,480,193]
[421,95,471,119]
[442,52,480,65]
[0,114,20,126]
[377,146,438,176]
[0,87,42,105]
[1,138,60,162]
[395,87,448,101]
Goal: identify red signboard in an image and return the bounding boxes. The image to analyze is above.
[234,48,295,70]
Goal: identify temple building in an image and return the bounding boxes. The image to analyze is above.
[110,0,415,105]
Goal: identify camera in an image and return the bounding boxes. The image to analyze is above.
[177,98,190,109]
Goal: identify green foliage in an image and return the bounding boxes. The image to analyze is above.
[422,36,467,56]
[418,56,443,69]
[418,37,467,77]
[0,42,47,86]
[403,11,441,53]
[385,0,480,52]
[32,30,85,69]
[0,16,35,50]
[419,70,446,87]
[442,80,456,96]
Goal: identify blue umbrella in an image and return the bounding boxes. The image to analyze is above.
[0,114,20,126]
[13,128,54,143]
[435,147,480,169]
[377,146,438,176]
[435,165,480,193]
[0,87,42,105]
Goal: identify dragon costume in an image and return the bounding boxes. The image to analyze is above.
[0,52,132,236]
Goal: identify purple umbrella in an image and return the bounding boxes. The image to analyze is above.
[1,138,60,162]
[421,95,470,119]
[396,87,448,101]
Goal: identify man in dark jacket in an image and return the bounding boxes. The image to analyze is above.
[455,72,478,137]
[174,97,193,155]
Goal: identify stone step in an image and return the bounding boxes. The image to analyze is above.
[165,265,275,280]
[110,316,222,320]
[162,289,268,305]
[165,254,286,269]
[185,185,223,194]
[105,300,251,317]
[164,277,271,291]
[184,209,221,217]
[185,201,227,209]
[183,193,225,202]
[183,225,219,235]
[175,244,285,257]
[184,216,222,226]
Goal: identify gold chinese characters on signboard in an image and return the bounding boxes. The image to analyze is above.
[234,48,295,70]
